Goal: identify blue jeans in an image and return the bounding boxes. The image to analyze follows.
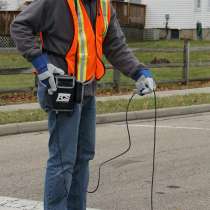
[37,85,96,210]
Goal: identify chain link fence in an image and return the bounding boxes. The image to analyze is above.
[0,35,15,48]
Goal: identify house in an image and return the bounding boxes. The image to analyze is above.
[141,0,210,40]
[0,0,20,11]
[0,0,33,48]
[0,0,30,11]
[112,0,146,41]
[4,0,209,41]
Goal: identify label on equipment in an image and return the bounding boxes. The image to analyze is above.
[56,93,71,103]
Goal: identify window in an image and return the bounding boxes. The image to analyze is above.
[171,30,180,40]
[195,0,201,11]
[208,0,210,8]
[196,0,201,8]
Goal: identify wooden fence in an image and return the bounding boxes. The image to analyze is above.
[112,1,146,28]
[1,40,210,93]
[112,39,210,90]
[0,11,19,35]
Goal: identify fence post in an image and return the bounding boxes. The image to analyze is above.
[113,69,121,92]
[183,39,190,85]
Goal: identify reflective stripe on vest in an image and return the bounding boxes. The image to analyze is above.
[66,0,111,82]
[77,0,88,82]
[101,0,109,37]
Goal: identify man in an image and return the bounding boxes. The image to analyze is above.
[10,0,156,209]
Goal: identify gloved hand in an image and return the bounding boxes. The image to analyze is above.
[134,68,156,96]
[32,54,65,95]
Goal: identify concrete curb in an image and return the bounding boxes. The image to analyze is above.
[0,104,210,137]
[0,121,48,136]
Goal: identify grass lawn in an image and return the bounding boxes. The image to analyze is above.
[96,93,210,114]
[0,109,47,125]
[134,51,210,64]
[128,40,210,49]
[100,66,210,87]
[1,40,210,69]
[0,53,31,69]
[2,66,208,91]
[0,74,35,89]
[1,93,210,124]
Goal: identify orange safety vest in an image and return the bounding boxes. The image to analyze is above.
[66,0,111,82]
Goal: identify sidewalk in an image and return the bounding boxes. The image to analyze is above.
[1,87,210,112]
[0,197,99,210]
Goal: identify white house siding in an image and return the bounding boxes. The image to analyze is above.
[141,0,210,30]
[141,0,195,29]
[193,0,210,28]
[3,0,21,10]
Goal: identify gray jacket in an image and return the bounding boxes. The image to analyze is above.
[10,0,145,95]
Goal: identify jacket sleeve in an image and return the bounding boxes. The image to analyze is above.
[10,0,50,61]
[103,5,145,80]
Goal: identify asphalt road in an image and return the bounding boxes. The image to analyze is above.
[1,113,210,210]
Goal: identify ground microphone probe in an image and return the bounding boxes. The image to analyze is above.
[56,87,158,210]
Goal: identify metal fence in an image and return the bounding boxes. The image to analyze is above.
[0,35,15,47]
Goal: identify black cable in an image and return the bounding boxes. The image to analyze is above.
[151,90,157,210]
[88,92,136,193]
[88,90,158,210]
